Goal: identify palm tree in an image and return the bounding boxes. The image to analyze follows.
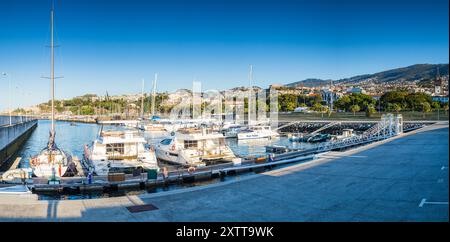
[350,104,360,116]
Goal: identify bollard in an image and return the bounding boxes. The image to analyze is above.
[88,172,93,184]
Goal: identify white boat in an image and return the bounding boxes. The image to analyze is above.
[83,130,159,175]
[29,5,77,178]
[155,128,237,167]
[237,125,279,140]
[334,128,356,141]
[138,121,167,132]
[221,124,245,138]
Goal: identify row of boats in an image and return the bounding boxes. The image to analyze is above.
[81,119,281,176]
[288,129,355,143]
[29,117,282,178]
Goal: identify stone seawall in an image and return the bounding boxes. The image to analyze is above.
[0,120,37,166]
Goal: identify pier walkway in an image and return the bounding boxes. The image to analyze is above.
[0,118,37,167]
[0,122,447,221]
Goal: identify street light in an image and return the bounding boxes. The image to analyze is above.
[2,72,12,126]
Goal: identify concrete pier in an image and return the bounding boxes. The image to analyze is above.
[0,118,37,168]
[0,122,447,221]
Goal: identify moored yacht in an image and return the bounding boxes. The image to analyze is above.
[221,124,245,138]
[83,129,159,175]
[138,121,167,132]
[155,128,237,167]
[237,125,279,140]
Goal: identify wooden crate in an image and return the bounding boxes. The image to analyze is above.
[108,173,125,182]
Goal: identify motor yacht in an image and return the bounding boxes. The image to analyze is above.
[83,130,159,175]
[155,128,237,167]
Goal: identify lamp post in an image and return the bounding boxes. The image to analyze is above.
[2,72,12,126]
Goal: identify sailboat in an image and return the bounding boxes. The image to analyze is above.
[237,65,278,140]
[30,5,77,178]
[138,73,168,132]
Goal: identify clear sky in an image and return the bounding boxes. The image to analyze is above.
[0,0,448,111]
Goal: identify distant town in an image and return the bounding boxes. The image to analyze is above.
[2,63,449,120]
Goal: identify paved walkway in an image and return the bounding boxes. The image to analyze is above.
[0,123,448,221]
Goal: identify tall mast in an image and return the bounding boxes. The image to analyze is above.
[248,64,253,125]
[140,78,145,118]
[50,6,55,143]
[151,73,157,116]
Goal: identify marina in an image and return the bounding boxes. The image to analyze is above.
[0,0,448,225]
[0,112,431,199]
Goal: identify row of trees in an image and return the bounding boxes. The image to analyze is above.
[31,91,449,117]
[335,92,448,116]
[278,94,324,112]
[277,91,448,117]
[37,94,169,116]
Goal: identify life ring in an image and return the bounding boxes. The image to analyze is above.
[170,144,176,151]
[188,166,196,173]
[30,157,36,166]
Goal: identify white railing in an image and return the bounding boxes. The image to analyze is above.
[316,114,403,152]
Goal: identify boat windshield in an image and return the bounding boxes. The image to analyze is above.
[160,139,173,145]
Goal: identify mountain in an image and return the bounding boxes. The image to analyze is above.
[285,78,333,88]
[285,64,449,87]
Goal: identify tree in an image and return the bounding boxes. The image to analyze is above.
[278,94,297,112]
[431,101,441,110]
[380,91,408,110]
[421,102,431,118]
[349,104,360,116]
[311,103,326,112]
[406,93,432,111]
[443,103,449,115]
[334,95,351,112]
[334,93,376,112]
[80,105,94,115]
[392,103,402,113]
[365,105,376,118]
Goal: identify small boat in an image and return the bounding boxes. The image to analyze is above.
[289,133,308,142]
[334,129,356,141]
[221,124,245,138]
[155,128,236,167]
[0,185,31,194]
[70,122,77,126]
[138,121,167,132]
[83,129,159,175]
[306,133,331,143]
[237,125,279,140]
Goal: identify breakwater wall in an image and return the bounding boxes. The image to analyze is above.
[278,121,427,135]
[0,119,37,167]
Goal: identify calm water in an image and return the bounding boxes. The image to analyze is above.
[7,119,317,200]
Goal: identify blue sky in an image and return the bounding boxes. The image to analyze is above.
[0,0,448,110]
